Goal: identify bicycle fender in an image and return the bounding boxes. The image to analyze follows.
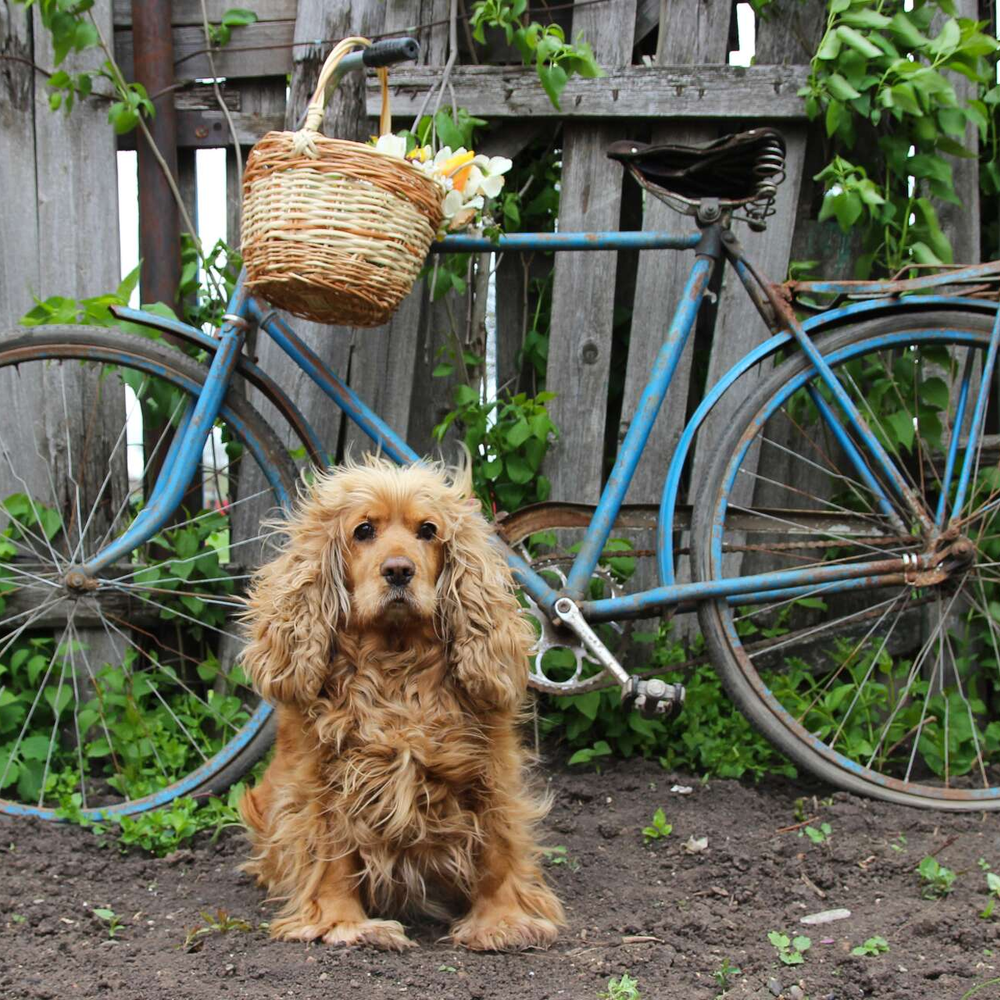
[657,294,1000,586]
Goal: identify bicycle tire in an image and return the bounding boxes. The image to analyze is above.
[0,326,297,820]
[692,310,1000,810]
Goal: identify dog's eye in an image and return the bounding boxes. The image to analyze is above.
[353,521,375,542]
[417,522,437,541]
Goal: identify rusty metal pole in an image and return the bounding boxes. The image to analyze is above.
[131,0,180,309]
[131,0,203,512]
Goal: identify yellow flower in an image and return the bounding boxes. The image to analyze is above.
[437,149,476,177]
[452,163,475,192]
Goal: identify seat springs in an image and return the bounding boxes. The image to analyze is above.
[743,135,786,229]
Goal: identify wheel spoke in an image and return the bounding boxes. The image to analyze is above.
[0,332,291,818]
[696,317,1000,807]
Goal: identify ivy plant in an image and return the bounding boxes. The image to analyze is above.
[470,0,603,109]
[799,0,998,275]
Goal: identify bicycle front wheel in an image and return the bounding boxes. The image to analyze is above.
[693,310,1000,810]
[0,327,298,820]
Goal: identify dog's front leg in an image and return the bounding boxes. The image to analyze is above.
[271,849,415,951]
[450,824,564,952]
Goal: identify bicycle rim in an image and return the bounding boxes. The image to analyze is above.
[694,311,1000,810]
[0,327,296,819]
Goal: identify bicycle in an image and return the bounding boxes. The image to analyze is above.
[3,39,1000,821]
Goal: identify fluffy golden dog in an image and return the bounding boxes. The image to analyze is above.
[239,458,564,951]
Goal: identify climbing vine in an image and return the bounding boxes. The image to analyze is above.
[796,0,998,274]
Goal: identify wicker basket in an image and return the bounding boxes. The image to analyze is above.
[241,37,443,327]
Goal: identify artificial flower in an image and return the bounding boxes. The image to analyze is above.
[367,135,512,234]
[373,133,408,159]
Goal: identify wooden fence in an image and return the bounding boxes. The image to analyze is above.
[1,0,989,600]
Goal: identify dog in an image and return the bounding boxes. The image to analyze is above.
[238,457,564,951]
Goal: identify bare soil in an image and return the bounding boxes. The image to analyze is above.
[2,757,998,1000]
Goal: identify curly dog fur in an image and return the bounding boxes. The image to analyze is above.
[239,457,564,951]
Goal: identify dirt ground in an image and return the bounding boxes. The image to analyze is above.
[2,756,998,1000]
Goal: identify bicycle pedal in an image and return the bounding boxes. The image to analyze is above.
[625,678,686,719]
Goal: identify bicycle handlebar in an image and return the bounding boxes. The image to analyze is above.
[363,38,420,67]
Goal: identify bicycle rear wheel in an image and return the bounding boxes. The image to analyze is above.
[693,310,1000,810]
[0,327,297,820]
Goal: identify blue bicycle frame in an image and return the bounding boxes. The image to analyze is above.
[96,225,1000,630]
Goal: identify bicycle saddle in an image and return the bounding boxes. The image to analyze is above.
[607,128,786,230]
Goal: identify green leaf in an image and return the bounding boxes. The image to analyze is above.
[434,110,466,151]
[826,73,862,101]
[919,377,949,410]
[929,18,960,56]
[221,8,257,27]
[73,20,99,52]
[886,410,915,451]
[836,25,883,58]
[482,458,503,482]
[18,734,52,762]
[889,12,928,49]
[108,102,139,135]
[816,31,843,60]
[505,454,534,484]
[44,685,72,717]
[840,9,891,29]
[569,690,601,721]
[507,419,531,448]
[537,62,569,111]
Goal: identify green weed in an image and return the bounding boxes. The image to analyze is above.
[642,808,672,844]
[918,856,957,899]
[768,931,811,966]
[543,621,796,781]
[182,909,253,952]
[804,822,833,845]
[541,845,580,872]
[713,957,742,991]
[599,973,641,1000]
[93,907,125,938]
[980,873,1000,919]
[852,935,889,957]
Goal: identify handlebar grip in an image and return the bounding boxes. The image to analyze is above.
[363,38,419,67]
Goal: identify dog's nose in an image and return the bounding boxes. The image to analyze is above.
[381,556,415,588]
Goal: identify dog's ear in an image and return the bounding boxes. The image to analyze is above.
[241,510,348,705]
[438,497,534,713]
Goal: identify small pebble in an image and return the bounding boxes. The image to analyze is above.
[789,987,805,1000]
[768,976,782,996]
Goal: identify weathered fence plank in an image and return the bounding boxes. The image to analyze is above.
[616,0,734,600]
[112,0,297,26]
[1,0,126,670]
[342,0,449,460]
[374,64,812,120]
[0,1,36,329]
[544,0,637,503]
[116,21,296,80]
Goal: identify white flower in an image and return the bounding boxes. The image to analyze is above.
[373,133,407,159]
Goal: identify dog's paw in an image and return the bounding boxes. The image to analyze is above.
[322,919,416,951]
[450,911,559,952]
[270,916,329,942]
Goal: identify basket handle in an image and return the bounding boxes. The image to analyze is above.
[301,36,391,137]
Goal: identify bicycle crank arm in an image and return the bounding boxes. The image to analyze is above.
[552,598,685,718]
